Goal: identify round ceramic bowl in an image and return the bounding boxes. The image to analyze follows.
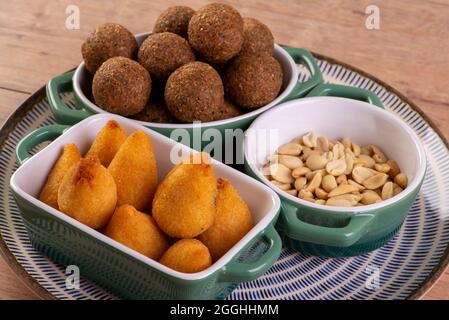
[243,94,427,258]
[46,32,323,150]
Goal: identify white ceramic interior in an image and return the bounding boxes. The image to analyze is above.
[73,32,299,128]
[244,97,427,212]
[10,114,280,280]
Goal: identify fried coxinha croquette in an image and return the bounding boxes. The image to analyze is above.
[39,144,81,209]
[108,130,158,212]
[199,178,253,261]
[86,120,127,167]
[58,156,117,229]
[159,239,212,273]
[106,204,168,260]
[152,152,216,238]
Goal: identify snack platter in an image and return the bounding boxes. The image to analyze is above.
[1,53,449,299]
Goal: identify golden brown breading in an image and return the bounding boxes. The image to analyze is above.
[39,144,81,209]
[86,120,127,167]
[108,130,158,211]
[106,204,169,260]
[58,156,117,229]
[152,152,216,238]
[159,239,212,273]
[199,178,253,260]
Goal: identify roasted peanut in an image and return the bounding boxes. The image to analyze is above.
[322,175,338,193]
[278,143,302,156]
[352,166,375,184]
[362,173,389,190]
[328,184,359,197]
[306,172,322,193]
[381,181,393,200]
[326,158,347,176]
[270,163,294,184]
[279,155,303,170]
[361,190,382,205]
[294,177,307,190]
[302,132,317,148]
[387,159,400,178]
[292,166,311,178]
[394,173,408,189]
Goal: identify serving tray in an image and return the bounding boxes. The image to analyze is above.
[1,52,448,300]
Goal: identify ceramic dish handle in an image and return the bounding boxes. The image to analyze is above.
[306,83,384,108]
[46,70,93,125]
[16,124,69,165]
[282,47,324,100]
[282,204,375,247]
[219,224,282,283]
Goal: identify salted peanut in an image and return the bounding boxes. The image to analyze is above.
[394,173,408,189]
[358,154,375,168]
[267,154,279,163]
[344,152,354,175]
[306,172,322,192]
[315,199,326,205]
[290,136,302,144]
[298,189,313,199]
[277,155,303,170]
[108,130,158,211]
[328,184,359,197]
[381,181,394,200]
[387,159,401,178]
[352,166,375,184]
[271,180,292,191]
[345,148,356,159]
[374,163,390,174]
[352,143,361,157]
[303,149,321,161]
[269,163,294,184]
[315,187,328,200]
[86,120,127,167]
[317,136,329,152]
[303,197,316,203]
[326,158,347,176]
[305,154,328,171]
[322,175,338,193]
[294,177,307,190]
[277,143,302,156]
[348,179,365,191]
[326,194,359,207]
[302,132,317,148]
[369,145,387,163]
[336,174,347,185]
[39,144,81,209]
[324,151,334,161]
[393,183,403,196]
[360,146,372,156]
[342,137,351,149]
[332,143,344,160]
[362,173,389,190]
[292,166,311,178]
[285,189,298,196]
[305,169,326,181]
[361,190,382,205]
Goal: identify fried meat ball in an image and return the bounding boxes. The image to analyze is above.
[199,178,253,260]
[164,62,224,122]
[188,3,244,63]
[92,57,152,116]
[241,17,274,55]
[159,239,212,273]
[138,32,195,82]
[152,152,216,238]
[106,205,169,260]
[86,120,127,167]
[81,23,138,74]
[39,144,81,209]
[57,156,117,229]
[224,53,283,109]
[153,6,195,39]
[108,130,158,212]
[210,99,242,121]
[130,97,176,123]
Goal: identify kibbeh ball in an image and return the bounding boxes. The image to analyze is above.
[81,23,138,74]
[138,32,195,82]
[211,99,242,121]
[92,57,151,116]
[165,62,224,122]
[224,54,283,109]
[188,3,244,64]
[241,17,274,55]
[131,97,176,123]
[153,6,195,38]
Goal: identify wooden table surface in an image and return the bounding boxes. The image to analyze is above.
[1,0,448,300]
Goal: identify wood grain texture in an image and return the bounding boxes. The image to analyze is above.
[0,0,448,300]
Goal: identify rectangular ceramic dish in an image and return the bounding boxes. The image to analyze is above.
[10,114,282,299]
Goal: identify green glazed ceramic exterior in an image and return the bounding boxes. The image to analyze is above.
[12,119,282,300]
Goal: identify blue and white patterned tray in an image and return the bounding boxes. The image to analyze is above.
[1,53,448,299]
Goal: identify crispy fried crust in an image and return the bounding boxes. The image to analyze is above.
[159,239,212,273]
[241,17,274,55]
[153,6,195,39]
[106,205,169,260]
[39,144,81,209]
[108,130,158,211]
[57,156,117,229]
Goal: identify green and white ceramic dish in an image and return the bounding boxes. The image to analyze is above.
[10,114,282,300]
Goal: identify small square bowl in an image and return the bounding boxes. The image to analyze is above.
[10,114,281,300]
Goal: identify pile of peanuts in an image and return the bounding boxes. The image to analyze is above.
[262,132,408,207]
